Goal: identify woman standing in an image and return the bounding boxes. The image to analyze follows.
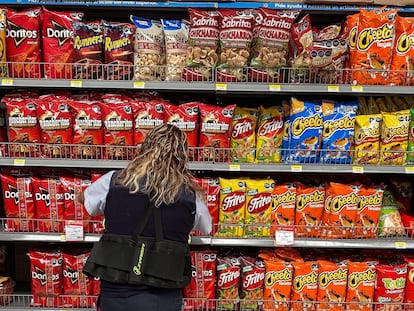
[77,123,212,311]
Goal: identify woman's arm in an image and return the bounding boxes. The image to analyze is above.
[193,194,212,235]
[78,171,116,216]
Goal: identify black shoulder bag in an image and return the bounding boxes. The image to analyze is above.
[83,201,191,288]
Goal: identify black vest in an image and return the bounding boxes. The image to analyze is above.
[83,176,196,289]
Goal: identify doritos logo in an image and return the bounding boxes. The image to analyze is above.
[46,20,72,46]
[35,186,50,207]
[5,184,18,205]
[6,21,38,46]
[63,267,79,285]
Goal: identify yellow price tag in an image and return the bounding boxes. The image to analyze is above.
[229,164,240,171]
[60,235,66,241]
[351,85,364,92]
[291,165,302,172]
[133,81,145,89]
[352,166,364,174]
[70,80,83,88]
[327,85,339,92]
[1,78,13,86]
[269,84,281,91]
[13,159,25,166]
[405,166,414,174]
[215,83,227,91]
[395,241,406,249]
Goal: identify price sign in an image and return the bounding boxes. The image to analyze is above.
[133,81,145,89]
[70,80,83,88]
[291,165,302,172]
[64,220,84,242]
[13,159,25,166]
[352,166,364,174]
[405,166,414,174]
[395,241,406,249]
[269,84,281,91]
[327,85,339,92]
[215,83,227,91]
[351,85,364,92]
[229,164,240,171]
[275,226,294,246]
[1,79,13,86]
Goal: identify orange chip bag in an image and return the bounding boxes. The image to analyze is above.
[355,185,384,238]
[230,107,259,162]
[0,8,7,77]
[262,259,293,311]
[316,260,348,311]
[390,16,414,86]
[271,182,296,235]
[352,8,397,85]
[346,261,377,311]
[290,261,319,311]
[295,183,325,238]
[244,179,274,237]
[217,178,245,237]
[275,248,304,263]
[256,105,284,163]
[325,182,360,239]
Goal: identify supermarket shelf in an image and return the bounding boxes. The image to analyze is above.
[1,294,96,310]
[1,157,412,174]
[5,78,414,95]
[211,237,414,249]
[0,1,413,13]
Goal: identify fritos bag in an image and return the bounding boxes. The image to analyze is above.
[216,255,241,309]
[240,256,265,310]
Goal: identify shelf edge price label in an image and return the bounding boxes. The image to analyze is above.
[274,226,294,246]
[291,165,302,172]
[70,80,83,88]
[351,85,364,92]
[269,84,281,92]
[1,78,13,86]
[352,166,364,174]
[405,166,414,174]
[64,220,84,242]
[215,83,227,91]
[229,164,240,171]
[133,81,145,89]
[327,85,339,92]
[13,159,25,166]
[394,241,406,249]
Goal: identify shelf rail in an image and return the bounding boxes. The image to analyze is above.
[1,62,414,86]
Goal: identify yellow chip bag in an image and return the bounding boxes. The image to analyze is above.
[354,114,382,164]
[256,106,284,163]
[244,179,275,237]
[380,110,410,165]
[217,178,246,237]
[230,107,259,163]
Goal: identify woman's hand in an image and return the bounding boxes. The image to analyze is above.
[75,189,85,204]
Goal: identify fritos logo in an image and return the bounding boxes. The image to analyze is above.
[258,119,283,137]
[247,194,272,214]
[218,270,240,287]
[222,192,245,212]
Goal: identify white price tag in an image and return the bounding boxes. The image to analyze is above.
[275,226,294,246]
[64,220,84,242]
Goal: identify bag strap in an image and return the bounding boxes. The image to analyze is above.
[131,200,164,242]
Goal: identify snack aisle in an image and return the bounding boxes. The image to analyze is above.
[0,0,413,310]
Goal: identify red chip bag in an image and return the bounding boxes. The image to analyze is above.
[375,262,407,310]
[62,252,91,296]
[405,257,414,310]
[5,99,41,156]
[131,100,164,145]
[36,99,73,158]
[100,102,134,159]
[193,177,219,235]
[0,174,35,232]
[31,177,65,233]
[240,256,265,310]
[164,102,199,147]
[216,255,241,309]
[28,250,63,297]
[42,8,84,79]
[69,101,103,159]
[6,7,42,78]
[198,103,235,161]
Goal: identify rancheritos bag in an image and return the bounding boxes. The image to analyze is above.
[83,202,191,288]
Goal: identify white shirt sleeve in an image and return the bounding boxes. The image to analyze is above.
[193,194,212,235]
[84,170,116,216]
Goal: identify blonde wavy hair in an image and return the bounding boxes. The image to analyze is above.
[116,123,198,207]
